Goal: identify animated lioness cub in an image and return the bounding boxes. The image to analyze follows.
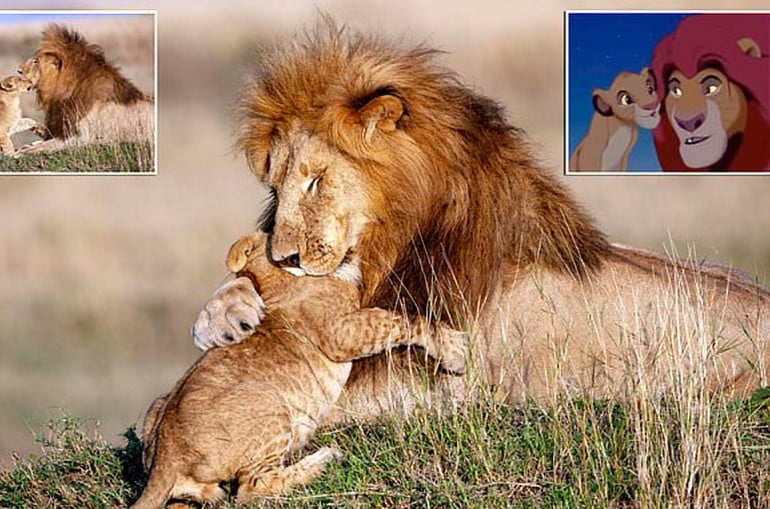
[133,233,466,507]
[0,76,42,155]
[570,68,661,171]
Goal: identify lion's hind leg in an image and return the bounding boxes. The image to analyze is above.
[235,447,342,502]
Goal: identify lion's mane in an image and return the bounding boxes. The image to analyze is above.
[238,21,609,321]
[36,24,149,139]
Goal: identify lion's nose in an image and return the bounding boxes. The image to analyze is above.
[285,253,301,268]
[675,113,705,133]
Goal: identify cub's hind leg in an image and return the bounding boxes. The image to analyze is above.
[0,134,14,154]
[235,447,342,502]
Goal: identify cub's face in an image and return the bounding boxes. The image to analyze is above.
[593,68,661,129]
[250,128,373,281]
[0,76,33,95]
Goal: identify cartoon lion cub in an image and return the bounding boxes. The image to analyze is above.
[570,68,661,171]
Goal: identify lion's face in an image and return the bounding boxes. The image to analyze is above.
[17,52,60,88]
[664,67,748,168]
[255,128,373,281]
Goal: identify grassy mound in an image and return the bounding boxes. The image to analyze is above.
[1,391,768,508]
[0,142,154,173]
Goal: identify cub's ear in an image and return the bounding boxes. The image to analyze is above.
[358,94,404,143]
[592,89,613,117]
[642,67,657,91]
[737,37,762,58]
[0,79,15,92]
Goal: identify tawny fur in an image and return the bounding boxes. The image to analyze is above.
[0,76,42,154]
[17,24,153,151]
[135,233,467,508]
[227,19,770,418]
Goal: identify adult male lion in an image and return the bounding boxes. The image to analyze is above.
[17,24,153,152]
[652,14,770,171]
[192,22,770,421]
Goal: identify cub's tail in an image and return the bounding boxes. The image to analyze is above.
[129,463,176,509]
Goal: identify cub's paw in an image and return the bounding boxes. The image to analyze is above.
[191,277,265,351]
[428,326,471,375]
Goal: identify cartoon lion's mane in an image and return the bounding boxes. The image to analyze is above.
[239,21,610,321]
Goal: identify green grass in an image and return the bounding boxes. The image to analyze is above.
[0,142,154,173]
[1,391,768,508]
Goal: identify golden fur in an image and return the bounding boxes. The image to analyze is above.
[17,24,153,151]
[195,20,770,424]
[0,76,42,154]
[136,233,466,507]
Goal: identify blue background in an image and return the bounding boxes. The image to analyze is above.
[567,13,689,171]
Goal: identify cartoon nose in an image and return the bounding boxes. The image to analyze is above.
[675,113,705,133]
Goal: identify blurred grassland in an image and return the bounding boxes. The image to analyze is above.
[2,0,770,472]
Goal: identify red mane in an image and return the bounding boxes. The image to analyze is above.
[651,14,770,171]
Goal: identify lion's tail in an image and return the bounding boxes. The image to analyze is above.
[130,463,176,509]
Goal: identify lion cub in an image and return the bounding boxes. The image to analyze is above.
[0,76,41,154]
[134,232,465,508]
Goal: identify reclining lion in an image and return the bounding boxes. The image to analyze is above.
[191,21,770,425]
[16,24,153,153]
[135,232,466,507]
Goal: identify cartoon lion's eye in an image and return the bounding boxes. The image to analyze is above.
[701,75,722,96]
[667,79,683,98]
[617,91,634,106]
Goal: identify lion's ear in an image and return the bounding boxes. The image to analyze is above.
[41,52,62,70]
[592,89,613,117]
[737,37,762,58]
[0,80,14,92]
[358,94,404,143]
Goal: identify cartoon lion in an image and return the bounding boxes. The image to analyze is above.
[191,21,770,420]
[651,14,769,171]
[570,68,660,171]
[16,24,154,152]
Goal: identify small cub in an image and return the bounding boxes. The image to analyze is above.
[133,233,466,507]
[0,76,43,154]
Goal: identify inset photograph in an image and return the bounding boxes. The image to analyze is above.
[0,11,155,174]
[566,11,769,174]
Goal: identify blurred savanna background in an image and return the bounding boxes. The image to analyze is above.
[1,0,770,503]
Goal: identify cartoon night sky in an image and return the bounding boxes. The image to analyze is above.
[568,13,689,171]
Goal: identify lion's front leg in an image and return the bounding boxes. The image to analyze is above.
[11,118,46,136]
[190,277,266,351]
